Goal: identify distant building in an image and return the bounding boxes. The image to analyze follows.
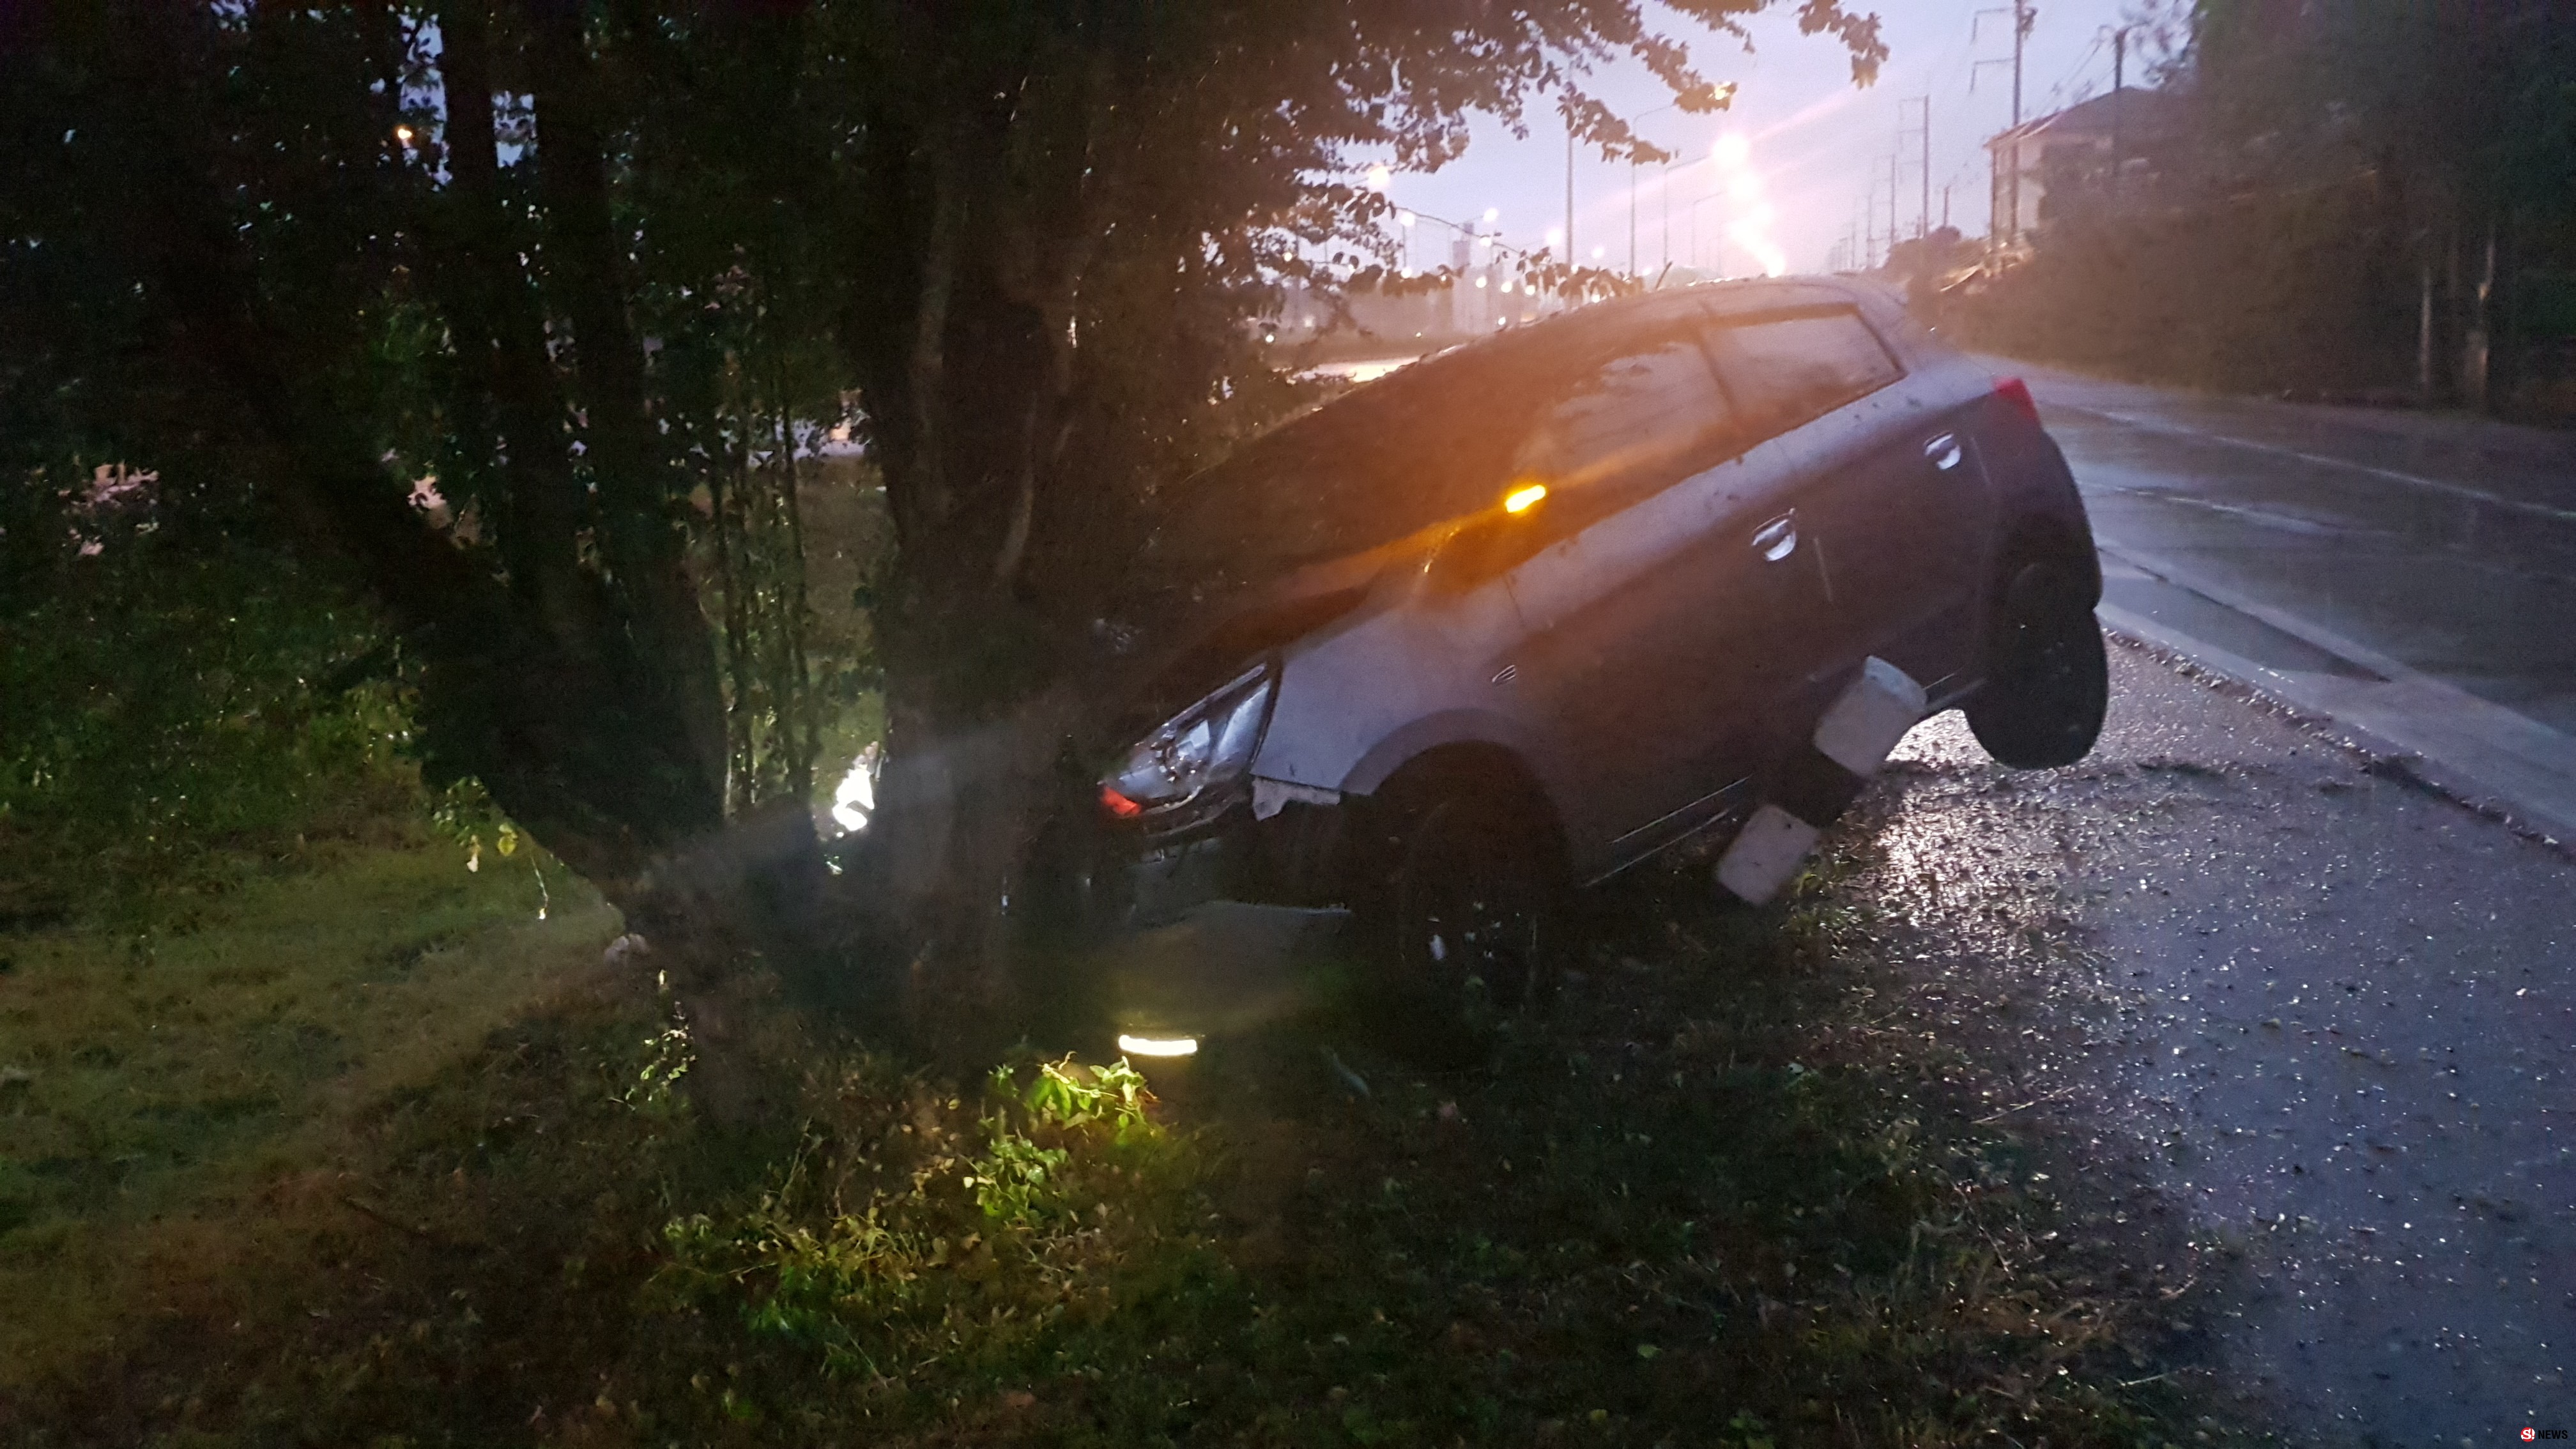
[1267,264,1576,355]
[1985,86,2184,248]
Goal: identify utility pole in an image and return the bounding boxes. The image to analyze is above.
[1661,160,1673,273]
[2010,1,2031,244]
[1565,121,1576,276]
[1974,1,2036,247]
[2110,24,2132,197]
[1920,100,1932,238]
[1897,98,1931,240]
[1888,154,1901,261]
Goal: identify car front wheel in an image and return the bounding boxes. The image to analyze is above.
[1360,774,1562,1065]
[1966,558,2109,769]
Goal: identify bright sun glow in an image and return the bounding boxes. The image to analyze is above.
[1712,133,1787,277]
[1365,163,1392,192]
[1116,1034,1200,1058]
[1504,482,1548,513]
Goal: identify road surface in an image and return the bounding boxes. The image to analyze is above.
[1892,364,2576,1443]
[1872,646,2575,1446]
[1999,358,2576,846]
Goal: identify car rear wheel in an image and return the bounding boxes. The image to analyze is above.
[1966,558,2109,769]
[1360,775,1562,1066]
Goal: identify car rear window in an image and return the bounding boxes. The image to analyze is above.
[1705,309,1903,441]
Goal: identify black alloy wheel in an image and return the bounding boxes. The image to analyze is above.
[1966,558,2110,769]
[1372,783,1561,1065]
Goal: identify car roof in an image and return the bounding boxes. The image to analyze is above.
[1376,273,1877,392]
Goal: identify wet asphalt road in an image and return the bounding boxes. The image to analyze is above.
[1895,367,2576,1441]
[1998,360,2576,740]
[1873,643,2575,1445]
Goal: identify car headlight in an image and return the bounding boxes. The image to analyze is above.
[1100,664,1277,821]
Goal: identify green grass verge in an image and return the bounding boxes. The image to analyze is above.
[1,824,2269,1448]
[0,826,617,1395]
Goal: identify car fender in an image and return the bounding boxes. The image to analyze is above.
[1335,707,1575,808]
[1245,575,1575,820]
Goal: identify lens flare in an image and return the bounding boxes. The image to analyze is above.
[1504,482,1548,513]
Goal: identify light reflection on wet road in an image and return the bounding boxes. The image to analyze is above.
[1870,647,2573,1443]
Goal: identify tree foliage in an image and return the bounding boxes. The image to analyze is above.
[1962,0,2576,408]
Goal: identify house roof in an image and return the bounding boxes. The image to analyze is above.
[1985,87,2184,150]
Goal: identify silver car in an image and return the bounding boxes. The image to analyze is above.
[1084,277,2105,1049]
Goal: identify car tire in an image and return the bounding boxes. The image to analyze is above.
[1359,772,1563,1067]
[1966,558,2109,769]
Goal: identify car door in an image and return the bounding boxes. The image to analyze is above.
[1703,306,1996,694]
[1483,325,1831,868]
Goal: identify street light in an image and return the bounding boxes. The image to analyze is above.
[1690,194,1721,270]
[1626,84,1734,276]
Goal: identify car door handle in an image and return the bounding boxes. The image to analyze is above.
[1924,433,1963,471]
[1752,511,1798,563]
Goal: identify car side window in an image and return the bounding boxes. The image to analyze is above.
[1429,333,1739,589]
[1510,334,1739,507]
[1703,309,1903,443]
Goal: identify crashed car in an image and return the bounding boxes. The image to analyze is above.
[1081,277,2106,1044]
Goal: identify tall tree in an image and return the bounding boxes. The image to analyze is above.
[2189,0,2576,402]
[1,0,1883,1062]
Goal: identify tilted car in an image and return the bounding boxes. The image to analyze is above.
[1080,277,2106,1046]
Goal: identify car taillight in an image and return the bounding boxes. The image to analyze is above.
[1994,376,2041,427]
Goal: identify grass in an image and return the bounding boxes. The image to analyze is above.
[0,809,2273,1448]
[0,824,618,1395]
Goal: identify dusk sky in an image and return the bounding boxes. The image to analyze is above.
[1379,0,2148,278]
